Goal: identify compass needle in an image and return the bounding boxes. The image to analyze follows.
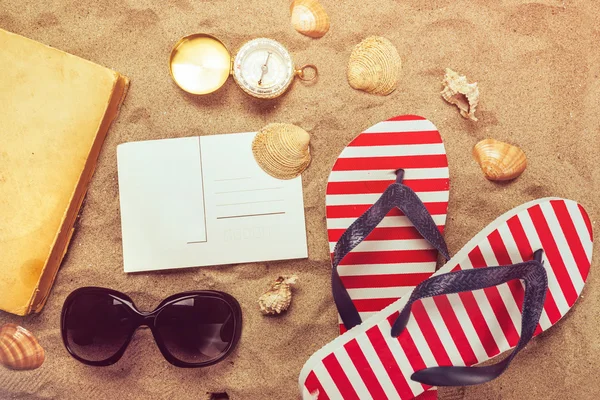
[258,52,272,86]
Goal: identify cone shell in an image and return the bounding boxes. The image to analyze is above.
[290,0,330,38]
[0,323,45,370]
[473,139,527,181]
[347,36,401,96]
[252,123,311,180]
[441,68,479,121]
[258,275,298,315]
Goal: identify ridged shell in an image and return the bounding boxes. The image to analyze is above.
[441,68,479,121]
[0,323,45,370]
[290,0,330,38]
[347,36,401,96]
[252,123,311,180]
[473,139,527,181]
[258,275,298,315]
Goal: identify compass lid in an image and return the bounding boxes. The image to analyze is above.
[169,34,231,95]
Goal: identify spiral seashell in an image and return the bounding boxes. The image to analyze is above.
[473,139,527,181]
[347,36,401,96]
[290,0,330,38]
[441,68,479,121]
[252,123,311,180]
[0,323,45,370]
[258,275,298,315]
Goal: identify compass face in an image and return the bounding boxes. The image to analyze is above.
[233,38,295,99]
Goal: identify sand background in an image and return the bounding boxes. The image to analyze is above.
[1,0,599,399]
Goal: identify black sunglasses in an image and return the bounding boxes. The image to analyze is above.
[60,287,242,368]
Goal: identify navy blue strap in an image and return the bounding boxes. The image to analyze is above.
[332,170,450,331]
[392,249,548,387]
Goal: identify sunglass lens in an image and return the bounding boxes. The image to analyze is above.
[155,296,236,365]
[63,292,135,363]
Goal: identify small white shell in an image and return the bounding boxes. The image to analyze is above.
[441,68,479,121]
[258,275,298,315]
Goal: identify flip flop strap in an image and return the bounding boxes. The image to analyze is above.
[332,171,450,331]
[391,250,548,387]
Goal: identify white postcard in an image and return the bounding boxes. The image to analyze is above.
[116,132,308,273]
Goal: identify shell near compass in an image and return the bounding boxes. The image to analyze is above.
[258,275,298,315]
[473,139,527,181]
[252,123,311,180]
[290,0,330,38]
[0,323,45,370]
[441,68,479,121]
[347,36,401,96]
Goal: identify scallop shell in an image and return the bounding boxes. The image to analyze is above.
[252,123,311,180]
[258,275,298,315]
[347,36,401,96]
[473,139,527,181]
[290,0,330,38]
[441,68,479,121]
[0,323,45,370]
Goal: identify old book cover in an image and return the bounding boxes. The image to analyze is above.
[0,29,129,315]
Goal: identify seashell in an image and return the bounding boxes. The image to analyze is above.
[258,275,298,315]
[441,68,479,121]
[290,0,330,38]
[347,36,401,96]
[0,323,45,370]
[473,139,527,181]
[252,123,311,180]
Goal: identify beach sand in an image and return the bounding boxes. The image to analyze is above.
[0,0,599,398]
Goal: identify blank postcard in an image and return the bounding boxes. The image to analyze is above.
[117,132,308,273]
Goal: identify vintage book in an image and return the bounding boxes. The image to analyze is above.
[0,29,129,315]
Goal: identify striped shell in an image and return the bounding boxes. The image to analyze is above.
[258,275,298,315]
[252,123,311,180]
[347,36,401,96]
[473,139,527,181]
[290,0,330,38]
[441,68,479,121]
[0,323,45,370]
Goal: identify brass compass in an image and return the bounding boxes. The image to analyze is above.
[169,34,317,99]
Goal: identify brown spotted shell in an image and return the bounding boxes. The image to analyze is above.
[252,123,311,180]
[290,0,330,38]
[347,36,401,96]
[258,275,298,315]
[0,323,45,370]
[441,68,479,121]
[473,139,527,181]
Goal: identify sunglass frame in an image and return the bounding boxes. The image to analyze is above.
[60,286,242,367]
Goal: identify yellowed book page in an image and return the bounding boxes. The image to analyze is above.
[0,29,120,315]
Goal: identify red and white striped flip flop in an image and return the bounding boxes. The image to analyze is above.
[327,115,449,400]
[327,115,450,334]
[302,197,593,399]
